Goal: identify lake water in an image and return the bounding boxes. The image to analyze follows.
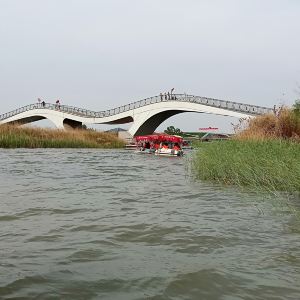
[0,149,299,300]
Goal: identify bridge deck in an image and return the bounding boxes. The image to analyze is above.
[0,94,273,122]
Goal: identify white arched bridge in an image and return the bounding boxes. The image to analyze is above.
[0,94,273,136]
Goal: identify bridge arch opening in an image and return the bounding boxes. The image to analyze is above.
[134,110,186,136]
[63,118,83,130]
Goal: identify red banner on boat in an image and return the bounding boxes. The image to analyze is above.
[135,134,183,143]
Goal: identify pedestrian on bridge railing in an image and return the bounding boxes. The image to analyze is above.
[162,90,175,101]
[41,101,45,108]
[55,100,61,110]
[170,88,174,99]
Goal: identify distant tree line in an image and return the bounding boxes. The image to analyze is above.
[164,126,183,136]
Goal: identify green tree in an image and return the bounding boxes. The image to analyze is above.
[164,126,183,136]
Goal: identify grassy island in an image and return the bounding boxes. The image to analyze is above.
[193,102,300,193]
[0,125,125,148]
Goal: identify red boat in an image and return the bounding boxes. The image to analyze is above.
[135,134,184,157]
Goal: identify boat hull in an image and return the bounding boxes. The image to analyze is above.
[135,148,183,157]
[155,149,183,157]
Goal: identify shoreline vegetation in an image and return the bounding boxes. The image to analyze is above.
[193,102,300,193]
[0,125,125,148]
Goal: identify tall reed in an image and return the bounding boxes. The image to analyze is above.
[235,106,300,141]
[0,125,125,148]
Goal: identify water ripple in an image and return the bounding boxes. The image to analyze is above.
[0,149,299,299]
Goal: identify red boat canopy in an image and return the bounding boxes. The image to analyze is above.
[135,134,183,143]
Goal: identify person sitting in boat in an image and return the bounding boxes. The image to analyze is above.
[154,143,160,150]
[162,143,169,149]
[173,143,181,151]
[140,142,146,151]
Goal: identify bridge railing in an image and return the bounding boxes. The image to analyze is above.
[182,95,273,115]
[0,94,273,122]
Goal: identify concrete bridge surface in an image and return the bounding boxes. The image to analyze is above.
[0,94,273,136]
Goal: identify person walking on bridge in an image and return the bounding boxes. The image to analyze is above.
[170,88,174,99]
[55,99,61,110]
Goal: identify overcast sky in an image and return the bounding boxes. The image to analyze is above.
[0,0,299,132]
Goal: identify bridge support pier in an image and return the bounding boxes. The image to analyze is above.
[43,114,83,130]
[128,111,151,136]
[46,115,65,130]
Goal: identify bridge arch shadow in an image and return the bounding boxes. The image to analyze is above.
[63,118,83,129]
[134,110,187,136]
[103,116,134,125]
[8,116,46,126]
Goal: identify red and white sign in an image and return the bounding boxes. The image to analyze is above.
[199,127,219,131]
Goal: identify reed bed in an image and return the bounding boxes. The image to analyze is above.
[193,140,300,192]
[193,103,300,192]
[0,125,125,148]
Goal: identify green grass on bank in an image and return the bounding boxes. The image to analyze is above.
[0,125,125,148]
[193,140,300,193]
